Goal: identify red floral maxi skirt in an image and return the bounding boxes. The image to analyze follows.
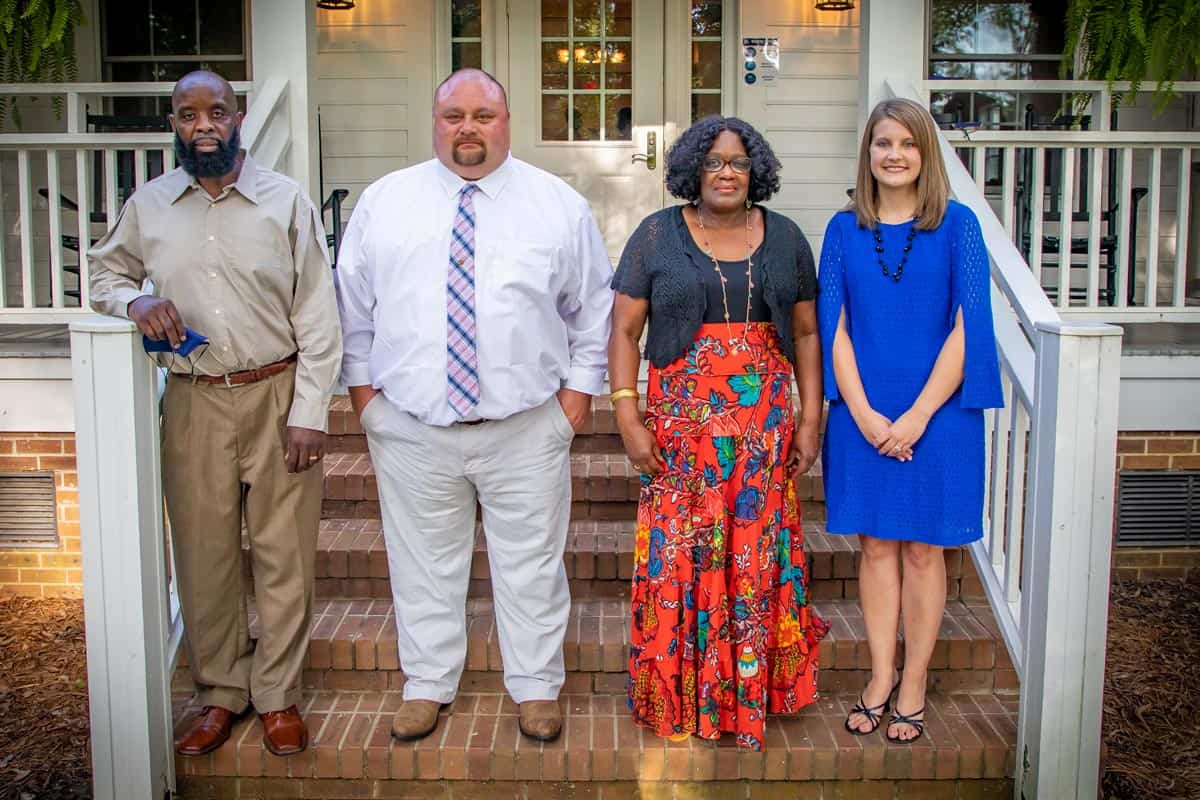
[628,323,829,749]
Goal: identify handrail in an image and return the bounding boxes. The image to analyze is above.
[943,130,1200,145]
[884,79,1060,339]
[0,132,171,147]
[0,81,254,96]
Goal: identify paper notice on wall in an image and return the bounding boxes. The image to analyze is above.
[742,37,780,85]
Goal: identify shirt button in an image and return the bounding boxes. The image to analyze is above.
[207,235,215,241]
[222,346,230,352]
[209,272,217,278]
[214,309,222,315]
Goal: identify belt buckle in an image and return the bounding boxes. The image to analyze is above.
[224,372,234,388]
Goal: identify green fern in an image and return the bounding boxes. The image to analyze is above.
[0,0,86,129]
[1064,0,1200,113]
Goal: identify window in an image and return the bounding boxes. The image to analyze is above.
[101,0,248,116]
[540,0,633,141]
[928,0,1069,130]
[690,1,722,122]
[452,0,484,71]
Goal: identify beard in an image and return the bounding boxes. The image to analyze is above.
[452,139,487,167]
[175,127,241,179]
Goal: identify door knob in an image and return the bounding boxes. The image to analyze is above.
[631,132,657,170]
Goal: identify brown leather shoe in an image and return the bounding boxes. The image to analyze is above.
[260,705,308,756]
[518,700,562,742]
[175,706,240,756]
[390,699,443,741]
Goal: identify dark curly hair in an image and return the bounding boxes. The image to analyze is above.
[665,115,782,204]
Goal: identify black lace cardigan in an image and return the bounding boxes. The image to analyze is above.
[611,204,817,367]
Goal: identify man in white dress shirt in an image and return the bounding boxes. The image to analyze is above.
[335,69,613,742]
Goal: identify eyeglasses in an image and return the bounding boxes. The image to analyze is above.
[701,156,753,174]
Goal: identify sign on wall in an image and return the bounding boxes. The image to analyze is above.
[742,37,780,85]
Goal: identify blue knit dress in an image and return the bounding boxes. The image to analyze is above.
[816,201,1004,546]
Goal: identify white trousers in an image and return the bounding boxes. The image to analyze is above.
[361,394,574,703]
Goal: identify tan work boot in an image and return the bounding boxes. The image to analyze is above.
[518,699,562,742]
[391,699,443,741]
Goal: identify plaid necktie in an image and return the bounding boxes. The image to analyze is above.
[447,183,481,417]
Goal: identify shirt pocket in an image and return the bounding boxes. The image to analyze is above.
[478,238,563,365]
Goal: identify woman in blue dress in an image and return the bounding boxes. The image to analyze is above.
[816,98,1003,743]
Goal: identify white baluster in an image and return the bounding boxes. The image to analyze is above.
[1174,147,1191,308]
[1058,147,1075,309]
[1002,146,1016,238]
[1146,148,1162,307]
[989,374,1013,569]
[76,149,92,308]
[47,150,65,308]
[104,150,118,231]
[1115,148,1133,308]
[1031,148,1045,280]
[18,150,34,308]
[134,148,147,189]
[1086,146,1103,307]
[1005,401,1029,607]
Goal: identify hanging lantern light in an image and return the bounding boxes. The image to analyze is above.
[814,0,854,10]
[317,0,355,9]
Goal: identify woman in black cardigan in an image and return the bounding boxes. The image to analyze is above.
[607,116,827,749]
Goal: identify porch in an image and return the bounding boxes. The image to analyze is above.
[0,1,1195,799]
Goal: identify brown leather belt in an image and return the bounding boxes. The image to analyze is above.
[179,353,297,387]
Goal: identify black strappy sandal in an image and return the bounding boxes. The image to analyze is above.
[886,706,926,744]
[844,681,899,736]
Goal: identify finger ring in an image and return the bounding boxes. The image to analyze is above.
[309,455,321,461]
[892,446,902,453]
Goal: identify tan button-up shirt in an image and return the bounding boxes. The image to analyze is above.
[88,153,342,431]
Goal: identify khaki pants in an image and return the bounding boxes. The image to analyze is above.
[162,364,321,713]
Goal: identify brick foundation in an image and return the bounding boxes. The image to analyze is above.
[1113,431,1200,582]
[0,433,80,598]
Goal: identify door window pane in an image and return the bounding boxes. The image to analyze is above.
[690,0,722,122]
[607,93,633,140]
[451,0,483,70]
[198,1,244,55]
[540,0,634,141]
[574,95,602,140]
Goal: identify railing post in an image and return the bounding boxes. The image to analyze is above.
[70,317,176,800]
[1017,320,1123,800]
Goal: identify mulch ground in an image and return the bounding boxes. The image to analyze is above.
[1101,579,1200,800]
[0,580,1197,800]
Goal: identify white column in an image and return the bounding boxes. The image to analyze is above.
[1018,320,1123,800]
[250,0,320,202]
[71,317,176,800]
[859,0,927,135]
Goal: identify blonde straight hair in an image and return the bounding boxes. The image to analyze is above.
[852,98,950,231]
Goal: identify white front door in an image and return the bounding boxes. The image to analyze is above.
[505,0,671,261]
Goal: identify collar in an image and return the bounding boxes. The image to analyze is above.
[434,154,513,202]
[166,150,260,205]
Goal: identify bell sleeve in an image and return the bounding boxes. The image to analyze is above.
[816,214,846,401]
[950,206,1004,409]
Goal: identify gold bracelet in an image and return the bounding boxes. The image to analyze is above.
[610,388,639,404]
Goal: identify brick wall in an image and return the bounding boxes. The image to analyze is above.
[0,433,81,598]
[1113,431,1200,583]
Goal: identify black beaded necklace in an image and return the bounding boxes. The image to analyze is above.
[872,221,917,282]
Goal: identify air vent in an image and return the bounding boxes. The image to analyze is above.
[1116,471,1197,547]
[0,473,59,549]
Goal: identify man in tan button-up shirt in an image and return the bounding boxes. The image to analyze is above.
[88,70,341,759]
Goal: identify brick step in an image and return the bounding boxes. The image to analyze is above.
[320,452,826,522]
[172,689,1016,792]
[177,597,1016,696]
[250,519,982,603]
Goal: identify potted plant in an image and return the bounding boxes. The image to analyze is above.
[0,0,87,127]
[1064,0,1200,111]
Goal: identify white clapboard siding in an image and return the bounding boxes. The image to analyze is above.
[737,2,860,252]
[316,0,435,220]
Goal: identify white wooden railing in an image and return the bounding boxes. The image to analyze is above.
[929,80,1200,321]
[0,79,289,322]
[888,80,1123,800]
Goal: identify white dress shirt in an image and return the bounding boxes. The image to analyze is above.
[336,155,614,426]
